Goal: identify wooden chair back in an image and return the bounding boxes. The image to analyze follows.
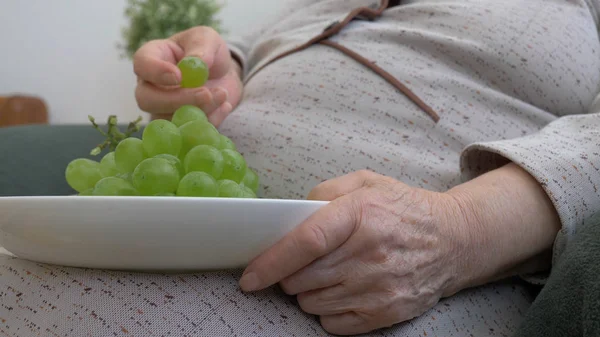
[0,95,49,127]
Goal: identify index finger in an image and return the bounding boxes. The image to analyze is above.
[133,39,184,86]
[170,27,232,79]
[239,197,360,292]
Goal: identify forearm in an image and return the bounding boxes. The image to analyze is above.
[445,163,561,294]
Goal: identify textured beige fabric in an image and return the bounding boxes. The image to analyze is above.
[1,0,599,336]
[227,0,600,272]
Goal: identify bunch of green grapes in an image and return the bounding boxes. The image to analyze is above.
[65,105,259,198]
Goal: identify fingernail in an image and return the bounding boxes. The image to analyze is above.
[239,272,260,292]
[161,72,178,85]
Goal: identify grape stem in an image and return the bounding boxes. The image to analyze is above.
[89,115,143,156]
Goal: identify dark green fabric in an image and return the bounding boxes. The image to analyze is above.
[0,124,142,196]
[514,213,600,337]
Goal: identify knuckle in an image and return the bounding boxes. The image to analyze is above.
[202,26,218,36]
[356,169,383,187]
[356,169,375,180]
[186,26,205,36]
[188,26,218,41]
[297,224,329,256]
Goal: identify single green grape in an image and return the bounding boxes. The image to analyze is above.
[171,105,208,127]
[154,154,184,179]
[79,188,94,196]
[220,149,247,183]
[241,167,259,193]
[217,179,243,198]
[115,137,146,173]
[184,145,224,178]
[238,185,257,198]
[132,158,180,196]
[65,158,104,193]
[92,177,139,196]
[142,119,182,157]
[177,56,210,88]
[217,134,237,151]
[177,172,219,197]
[100,152,119,177]
[179,120,221,159]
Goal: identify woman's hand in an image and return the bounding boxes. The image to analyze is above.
[239,165,561,335]
[239,170,468,335]
[133,26,243,127]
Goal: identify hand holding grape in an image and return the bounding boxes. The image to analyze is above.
[133,26,243,127]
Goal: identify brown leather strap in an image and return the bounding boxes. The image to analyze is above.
[245,0,440,123]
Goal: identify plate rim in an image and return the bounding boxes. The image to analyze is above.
[0,195,329,205]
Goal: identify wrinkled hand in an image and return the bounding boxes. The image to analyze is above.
[239,170,469,335]
[133,26,243,127]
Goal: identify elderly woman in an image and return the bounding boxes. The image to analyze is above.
[1,0,599,336]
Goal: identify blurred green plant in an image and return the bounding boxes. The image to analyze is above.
[119,0,224,59]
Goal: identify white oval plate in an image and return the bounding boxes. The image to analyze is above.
[0,196,327,272]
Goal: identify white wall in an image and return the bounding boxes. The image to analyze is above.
[0,0,286,125]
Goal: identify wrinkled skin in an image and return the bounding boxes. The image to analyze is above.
[239,170,469,335]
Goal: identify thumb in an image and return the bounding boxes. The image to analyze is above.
[170,27,232,80]
[240,194,360,292]
[307,170,382,201]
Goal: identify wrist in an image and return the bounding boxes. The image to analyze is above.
[443,163,561,293]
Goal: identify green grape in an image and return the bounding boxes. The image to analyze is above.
[116,172,133,184]
[142,119,182,157]
[154,154,184,179]
[115,138,146,173]
[184,145,224,178]
[217,179,243,198]
[220,149,247,183]
[79,188,94,196]
[179,120,221,159]
[99,152,119,177]
[92,177,139,196]
[65,158,104,193]
[218,134,236,151]
[172,105,208,127]
[132,158,180,196]
[177,172,219,197]
[177,56,210,88]
[241,167,259,193]
[238,185,257,198]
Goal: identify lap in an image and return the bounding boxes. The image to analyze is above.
[0,255,533,336]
